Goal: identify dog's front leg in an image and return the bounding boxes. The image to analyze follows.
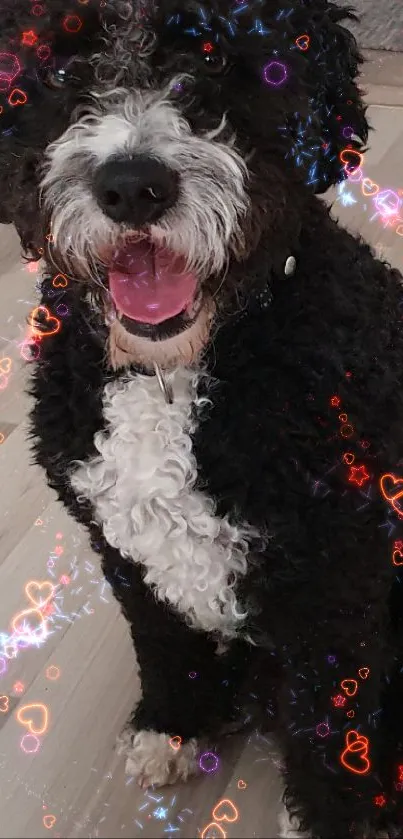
[100,542,249,787]
[276,617,387,839]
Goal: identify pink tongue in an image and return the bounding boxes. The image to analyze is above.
[108,240,197,325]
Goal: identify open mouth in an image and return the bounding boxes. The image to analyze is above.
[107,237,202,340]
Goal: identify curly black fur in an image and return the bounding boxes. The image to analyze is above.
[3,1,403,837]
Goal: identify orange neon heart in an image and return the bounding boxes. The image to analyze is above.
[340,729,370,775]
[169,735,182,751]
[11,607,47,641]
[393,549,403,566]
[361,178,379,198]
[43,815,57,829]
[0,695,9,713]
[340,679,358,697]
[16,702,49,735]
[347,710,355,718]
[212,799,239,824]
[237,779,247,789]
[52,273,68,288]
[295,34,310,51]
[200,823,227,839]
[358,667,370,679]
[339,148,363,176]
[380,473,403,518]
[8,88,27,107]
[343,452,355,466]
[25,580,54,609]
[28,306,60,338]
[0,357,12,376]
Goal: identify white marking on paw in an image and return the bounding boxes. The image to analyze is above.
[117,727,199,788]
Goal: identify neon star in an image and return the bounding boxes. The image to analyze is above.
[348,464,370,487]
[374,794,386,807]
[332,694,346,708]
[21,31,38,47]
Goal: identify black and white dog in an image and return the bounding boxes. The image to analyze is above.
[2,0,403,835]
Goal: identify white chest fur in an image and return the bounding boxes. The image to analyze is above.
[71,368,255,637]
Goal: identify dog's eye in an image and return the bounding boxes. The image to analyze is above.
[202,50,227,75]
[43,67,69,89]
[41,58,79,90]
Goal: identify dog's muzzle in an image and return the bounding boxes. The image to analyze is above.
[94,154,203,341]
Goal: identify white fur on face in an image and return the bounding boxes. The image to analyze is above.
[71,368,257,637]
[41,80,249,280]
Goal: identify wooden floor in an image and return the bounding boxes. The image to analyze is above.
[1,60,403,839]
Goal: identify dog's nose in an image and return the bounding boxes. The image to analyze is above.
[93,155,179,226]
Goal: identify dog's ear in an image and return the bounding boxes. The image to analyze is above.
[299,1,369,193]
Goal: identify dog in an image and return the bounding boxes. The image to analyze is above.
[2,0,403,836]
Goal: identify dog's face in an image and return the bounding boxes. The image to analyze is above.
[0,0,368,369]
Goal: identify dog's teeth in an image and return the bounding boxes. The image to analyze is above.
[105,307,117,325]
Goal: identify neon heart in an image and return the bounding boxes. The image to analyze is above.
[380,473,403,518]
[295,34,310,51]
[0,695,9,713]
[11,607,47,642]
[43,814,56,829]
[52,274,68,288]
[0,357,12,375]
[393,549,403,566]
[169,735,182,751]
[200,823,226,839]
[25,580,54,609]
[237,779,247,789]
[340,729,370,775]
[28,306,60,338]
[8,88,27,106]
[358,667,370,679]
[339,148,363,176]
[212,799,239,824]
[341,679,358,697]
[16,702,49,735]
[347,710,355,718]
[343,452,355,466]
[361,178,379,198]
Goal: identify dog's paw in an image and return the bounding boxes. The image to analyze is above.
[117,727,199,788]
[278,807,311,838]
